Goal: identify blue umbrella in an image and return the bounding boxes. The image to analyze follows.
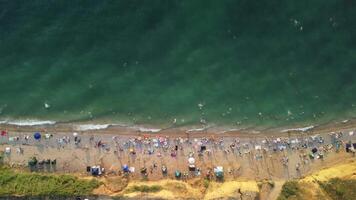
[34,132,41,140]
[122,164,129,172]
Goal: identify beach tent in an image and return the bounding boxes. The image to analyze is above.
[90,166,103,176]
[129,167,135,173]
[346,143,356,152]
[5,147,11,154]
[189,164,196,171]
[346,143,352,152]
[311,147,318,154]
[91,167,99,176]
[34,132,41,140]
[28,157,38,166]
[140,167,147,174]
[161,165,167,174]
[200,146,206,152]
[291,139,299,144]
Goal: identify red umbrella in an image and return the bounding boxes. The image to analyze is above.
[1,130,7,136]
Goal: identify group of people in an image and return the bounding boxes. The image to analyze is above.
[1,128,355,181]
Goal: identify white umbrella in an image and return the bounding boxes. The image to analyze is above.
[255,145,262,150]
[73,132,78,137]
[188,157,195,164]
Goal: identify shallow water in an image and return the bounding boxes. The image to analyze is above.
[0,1,355,128]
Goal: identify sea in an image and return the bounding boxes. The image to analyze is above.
[0,0,355,130]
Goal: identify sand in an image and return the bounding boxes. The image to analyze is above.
[0,121,356,199]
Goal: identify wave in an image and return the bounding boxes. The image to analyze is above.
[75,124,111,131]
[136,127,162,133]
[218,128,240,134]
[74,124,162,132]
[280,125,316,133]
[186,126,212,133]
[0,120,56,126]
[128,125,161,133]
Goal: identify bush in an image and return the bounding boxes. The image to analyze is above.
[268,180,275,188]
[0,167,100,197]
[203,179,210,189]
[319,178,356,200]
[127,185,162,193]
[277,181,300,200]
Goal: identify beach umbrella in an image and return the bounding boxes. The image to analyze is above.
[122,164,129,172]
[175,170,181,178]
[73,132,78,137]
[188,157,195,164]
[1,130,7,136]
[33,132,41,140]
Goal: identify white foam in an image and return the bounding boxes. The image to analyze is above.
[0,120,56,126]
[75,124,111,131]
[186,128,205,133]
[186,126,210,133]
[137,127,161,133]
[44,103,50,109]
[281,125,315,133]
[218,129,239,134]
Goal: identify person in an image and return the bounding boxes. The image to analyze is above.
[162,165,167,176]
[16,147,23,154]
[206,169,212,180]
[295,163,300,171]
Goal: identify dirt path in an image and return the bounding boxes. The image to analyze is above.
[266,180,285,200]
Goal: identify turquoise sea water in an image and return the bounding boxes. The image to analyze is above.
[0,1,356,128]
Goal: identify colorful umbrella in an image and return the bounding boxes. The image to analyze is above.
[34,132,41,140]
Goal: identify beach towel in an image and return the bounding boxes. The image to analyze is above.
[1,130,6,136]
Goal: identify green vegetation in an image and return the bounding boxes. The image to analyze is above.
[268,180,275,188]
[258,179,275,189]
[319,178,356,200]
[0,151,3,165]
[277,181,301,200]
[278,178,356,200]
[0,167,100,197]
[203,179,210,189]
[126,185,163,193]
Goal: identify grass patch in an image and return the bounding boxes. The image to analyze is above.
[203,179,210,189]
[319,178,356,200]
[126,185,163,193]
[277,181,301,200]
[0,167,100,197]
[0,151,3,165]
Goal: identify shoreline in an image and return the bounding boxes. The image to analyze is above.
[1,117,356,138]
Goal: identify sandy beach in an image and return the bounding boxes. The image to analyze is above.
[1,120,355,182]
[0,121,356,199]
